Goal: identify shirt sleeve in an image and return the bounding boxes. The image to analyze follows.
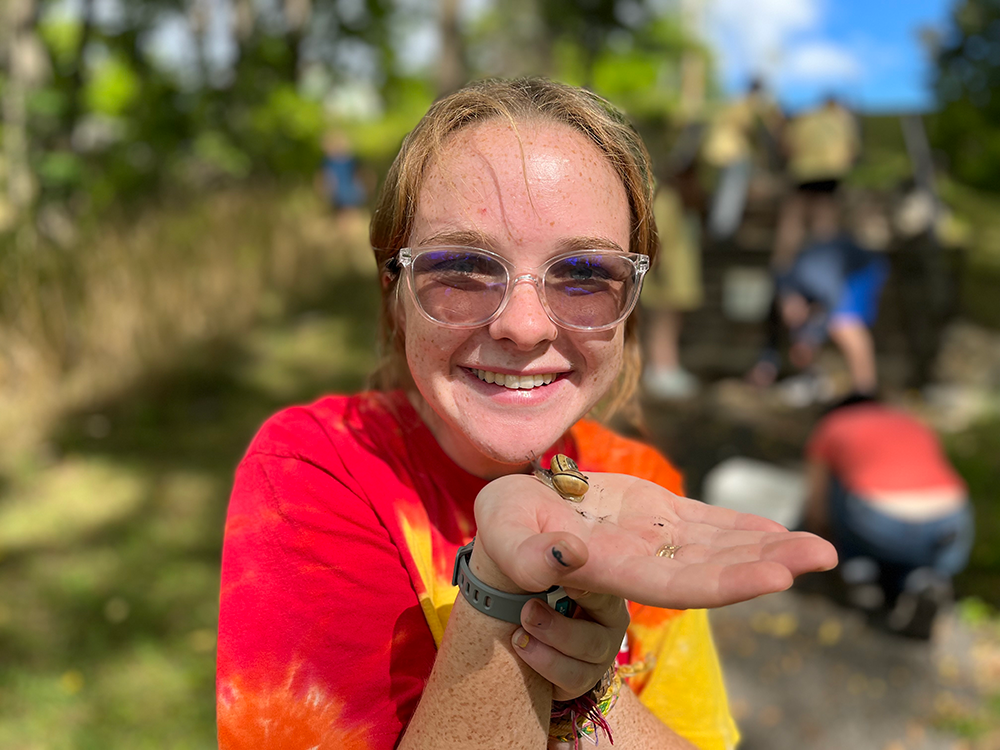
[216,452,435,750]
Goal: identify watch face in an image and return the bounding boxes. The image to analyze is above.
[554,595,577,618]
[547,588,578,618]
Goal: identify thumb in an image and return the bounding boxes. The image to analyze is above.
[498,532,589,592]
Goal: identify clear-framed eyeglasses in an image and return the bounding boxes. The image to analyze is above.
[393,245,649,332]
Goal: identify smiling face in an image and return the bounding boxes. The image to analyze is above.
[400,119,632,479]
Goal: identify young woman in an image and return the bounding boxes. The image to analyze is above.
[217,78,836,749]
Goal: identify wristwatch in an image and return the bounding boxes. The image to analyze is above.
[452,540,577,624]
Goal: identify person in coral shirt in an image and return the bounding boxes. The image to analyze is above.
[217,77,836,750]
[804,394,972,638]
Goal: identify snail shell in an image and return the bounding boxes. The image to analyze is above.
[548,454,589,501]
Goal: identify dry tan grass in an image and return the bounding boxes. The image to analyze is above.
[0,184,375,465]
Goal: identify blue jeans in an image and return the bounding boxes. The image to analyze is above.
[829,479,974,580]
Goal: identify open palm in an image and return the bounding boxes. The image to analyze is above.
[475,472,837,610]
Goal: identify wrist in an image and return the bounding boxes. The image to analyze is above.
[469,538,529,594]
[453,540,576,624]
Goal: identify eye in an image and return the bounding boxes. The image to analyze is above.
[547,255,622,289]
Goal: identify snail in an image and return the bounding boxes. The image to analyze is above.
[533,454,589,502]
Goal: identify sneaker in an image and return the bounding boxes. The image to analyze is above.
[840,557,885,611]
[885,568,952,640]
[774,371,832,408]
[643,367,699,400]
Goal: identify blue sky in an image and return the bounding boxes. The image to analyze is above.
[704,0,957,113]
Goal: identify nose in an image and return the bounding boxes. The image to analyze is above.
[488,275,558,349]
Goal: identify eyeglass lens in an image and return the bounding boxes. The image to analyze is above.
[409,248,636,329]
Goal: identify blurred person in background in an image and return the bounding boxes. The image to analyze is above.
[803,393,973,640]
[315,127,373,262]
[641,160,706,400]
[747,235,889,405]
[773,95,861,270]
[700,78,783,242]
[317,128,369,215]
[216,77,835,750]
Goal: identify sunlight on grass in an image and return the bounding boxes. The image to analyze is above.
[0,458,147,554]
[238,314,377,402]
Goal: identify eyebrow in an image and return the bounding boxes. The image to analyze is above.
[415,230,497,250]
[414,231,626,255]
[555,236,627,254]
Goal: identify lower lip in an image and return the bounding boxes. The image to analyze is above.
[461,368,568,403]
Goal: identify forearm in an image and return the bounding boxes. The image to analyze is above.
[549,685,697,750]
[398,555,552,748]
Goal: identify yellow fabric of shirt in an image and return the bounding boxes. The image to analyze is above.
[786,103,860,183]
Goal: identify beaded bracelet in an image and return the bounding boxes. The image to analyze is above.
[549,666,622,747]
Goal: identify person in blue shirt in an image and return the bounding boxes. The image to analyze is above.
[748,236,889,398]
[318,129,368,213]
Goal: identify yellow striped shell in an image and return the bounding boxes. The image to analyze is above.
[548,454,589,501]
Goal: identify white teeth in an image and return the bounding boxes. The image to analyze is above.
[474,369,558,390]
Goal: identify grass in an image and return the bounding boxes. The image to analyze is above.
[0,268,381,748]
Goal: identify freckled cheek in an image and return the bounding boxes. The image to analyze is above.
[405,320,466,380]
[579,338,624,387]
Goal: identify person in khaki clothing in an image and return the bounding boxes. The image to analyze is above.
[641,172,705,399]
[773,96,860,269]
[701,79,783,240]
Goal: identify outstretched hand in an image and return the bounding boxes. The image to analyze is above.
[474,472,837,611]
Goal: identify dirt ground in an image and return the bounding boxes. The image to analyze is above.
[631,377,1000,750]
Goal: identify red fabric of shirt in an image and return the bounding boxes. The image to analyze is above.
[216,390,687,749]
[806,403,965,496]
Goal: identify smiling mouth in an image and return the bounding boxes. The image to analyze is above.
[473,368,559,390]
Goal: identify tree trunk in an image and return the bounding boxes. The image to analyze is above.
[2,0,43,226]
[283,0,312,80]
[231,0,257,42]
[65,0,95,138]
[188,0,212,86]
[437,0,466,96]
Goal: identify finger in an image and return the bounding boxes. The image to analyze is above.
[758,532,839,575]
[674,498,790,533]
[562,590,631,630]
[644,559,795,608]
[493,532,591,593]
[519,599,621,667]
[511,626,611,701]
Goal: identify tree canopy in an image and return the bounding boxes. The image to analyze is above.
[0,0,705,238]
[932,0,1000,192]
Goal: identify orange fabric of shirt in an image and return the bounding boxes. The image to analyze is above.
[807,403,965,496]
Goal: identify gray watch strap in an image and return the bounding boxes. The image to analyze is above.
[452,540,575,623]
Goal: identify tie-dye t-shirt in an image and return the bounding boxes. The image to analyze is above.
[217,390,739,749]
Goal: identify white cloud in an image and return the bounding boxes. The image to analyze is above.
[700,0,866,100]
[780,41,863,82]
[705,0,821,80]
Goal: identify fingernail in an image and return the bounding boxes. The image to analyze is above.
[529,601,553,629]
[550,543,574,568]
[513,629,530,649]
